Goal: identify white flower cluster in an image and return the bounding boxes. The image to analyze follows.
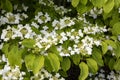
[0,0,108,57]
[35,12,51,24]
[0,12,28,26]
[0,55,25,80]
[52,17,75,30]
[89,7,103,19]
[88,68,120,80]
[1,24,34,41]
[31,68,65,80]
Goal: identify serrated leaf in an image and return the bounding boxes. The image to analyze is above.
[80,0,87,5]
[91,0,105,8]
[47,53,60,72]
[8,45,22,68]
[72,0,79,7]
[33,55,44,74]
[92,47,104,66]
[61,57,71,71]
[112,22,120,36]
[114,59,120,71]
[103,0,114,13]
[25,54,35,71]
[79,62,89,80]
[71,54,81,65]
[22,39,35,48]
[101,41,108,54]
[87,58,98,74]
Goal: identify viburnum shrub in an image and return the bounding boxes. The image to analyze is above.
[1,0,120,80]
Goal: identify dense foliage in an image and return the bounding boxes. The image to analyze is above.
[1,0,120,80]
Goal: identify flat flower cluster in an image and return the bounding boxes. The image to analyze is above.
[1,0,120,79]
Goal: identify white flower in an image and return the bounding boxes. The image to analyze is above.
[22,4,28,11]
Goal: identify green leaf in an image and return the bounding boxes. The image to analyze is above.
[71,54,81,65]
[114,0,120,8]
[8,45,22,68]
[108,58,115,70]
[25,54,35,71]
[61,57,71,71]
[22,39,36,48]
[47,53,60,72]
[79,62,89,80]
[101,41,108,54]
[112,22,120,36]
[80,0,87,5]
[33,55,44,74]
[103,0,114,13]
[114,59,120,71]
[44,56,53,72]
[72,0,79,7]
[2,43,9,56]
[87,58,98,74]
[77,3,88,15]
[1,0,13,12]
[114,42,120,58]
[105,40,117,49]
[91,0,106,8]
[92,47,104,66]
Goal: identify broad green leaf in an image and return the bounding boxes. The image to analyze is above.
[87,58,98,74]
[114,0,120,8]
[44,56,54,72]
[1,0,13,12]
[114,42,120,58]
[79,62,89,80]
[77,3,87,15]
[33,55,44,74]
[92,47,104,66]
[8,45,22,68]
[72,0,79,7]
[91,0,105,8]
[114,59,120,71]
[71,54,81,65]
[59,70,68,77]
[112,22,120,36]
[22,39,36,48]
[48,45,63,61]
[108,58,115,70]
[25,54,35,70]
[103,0,114,13]
[61,57,71,71]
[2,43,9,56]
[101,41,108,54]
[105,40,117,49]
[80,0,87,5]
[47,53,60,72]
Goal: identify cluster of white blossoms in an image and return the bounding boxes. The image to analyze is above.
[0,11,108,56]
[0,12,28,26]
[35,12,51,24]
[88,7,103,19]
[52,17,75,30]
[0,55,26,80]
[31,68,65,80]
[88,68,120,80]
